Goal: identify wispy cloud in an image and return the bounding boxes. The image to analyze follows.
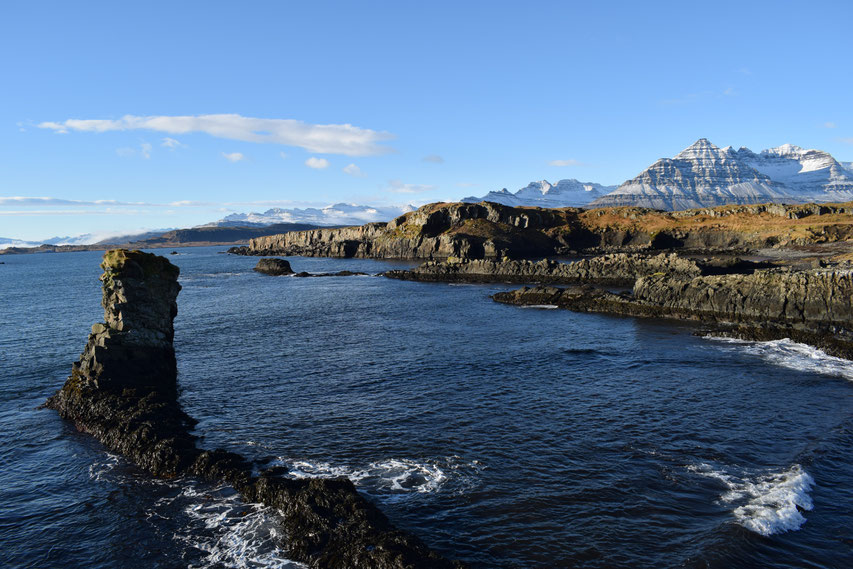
[824,122,837,129]
[306,157,330,169]
[548,158,585,167]
[38,113,395,156]
[0,196,215,207]
[422,154,444,163]
[387,179,435,194]
[839,138,853,144]
[162,137,185,149]
[116,142,152,158]
[222,152,244,162]
[343,163,366,177]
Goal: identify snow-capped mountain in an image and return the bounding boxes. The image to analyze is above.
[734,144,853,201]
[590,139,853,210]
[211,203,416,227]
[463,179,616,208]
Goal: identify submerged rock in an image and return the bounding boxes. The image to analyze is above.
[45,249,465,569]
[254,257,294,275]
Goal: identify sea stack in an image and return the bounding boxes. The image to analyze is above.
[45,249,466,568]
[45,249,198,476]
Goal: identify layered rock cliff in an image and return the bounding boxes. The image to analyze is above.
[385,253,704,285]
[493,266,853,358]
[45,249,465,569]
[230,200,853,261]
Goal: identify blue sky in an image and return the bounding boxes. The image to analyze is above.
[2,0,852,241]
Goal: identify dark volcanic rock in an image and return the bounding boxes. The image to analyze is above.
[493,267,853,358]
[386,253,703,285]
[45,249,465,569]
[254,257,294,275]
[292,270,369,278]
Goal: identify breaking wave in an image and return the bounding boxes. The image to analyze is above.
[89,454,303,568]
[689,462,814,536]
[267,456,483,496]
[706,336,853,381]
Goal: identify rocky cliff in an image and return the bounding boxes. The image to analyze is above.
[385,253,705,285]
[493,266,853,358]
[45,249,465,569]
[230,200,853,261]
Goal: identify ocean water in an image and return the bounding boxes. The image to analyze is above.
[1,246,851,568]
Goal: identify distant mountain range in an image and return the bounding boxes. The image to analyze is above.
[589,139,853,209]
[461,179,616,208]
[211,203,416,227]
[463,139,853,210]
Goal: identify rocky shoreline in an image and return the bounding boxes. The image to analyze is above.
[383,253,776,286]
[45,250,465,569]
[491,265,853,359]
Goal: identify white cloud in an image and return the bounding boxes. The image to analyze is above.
[824,122,837,129]
[548,159,585,167]
[422,154,444,163]
[0,196,214,207]
[162,137,185,149]
[140,142,152,159]
[840,138,853,144]
[343,163,366,177]
[38,113,395,156]
[222,152,244,162]
[279,151,288,159]
[305,157,330,169]
[388,179,435,194]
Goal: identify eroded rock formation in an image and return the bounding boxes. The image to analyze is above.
[493,266,853,358]
[46,249,465,569]
[385,253,704,285]
[228,200,853,261]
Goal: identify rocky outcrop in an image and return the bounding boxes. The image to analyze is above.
[228,200,853,261]
[45,249,465,569]
[254,257,294,275]
[230,202,571,260]
[386,253,703,285]
[493,266,853,358]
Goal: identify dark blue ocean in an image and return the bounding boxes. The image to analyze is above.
[1,246,851,568]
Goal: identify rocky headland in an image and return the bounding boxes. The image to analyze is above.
[492,266,853,359]
[383,253,774,286]
[228,200,853,262]
[45,249,465,569]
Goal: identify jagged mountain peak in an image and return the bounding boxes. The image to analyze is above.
[674,138,737,161]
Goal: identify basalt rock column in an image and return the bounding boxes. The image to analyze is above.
[45,249,199,476]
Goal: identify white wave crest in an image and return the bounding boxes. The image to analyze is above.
[271,456,482,495]
[518,304,559,310]
[689,462,814,536]
[177,486,305,569]
[706,336,853,381]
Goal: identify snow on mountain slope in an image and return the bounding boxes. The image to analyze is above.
[212,203,416,227]
[735,144,853,202]
[590,139,853,210]
[590,139,794,210]
[463,179,616,208]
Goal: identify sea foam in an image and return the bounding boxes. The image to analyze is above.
[706,336,853,381]
[269,456,482,496]
[689,463,814,536]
